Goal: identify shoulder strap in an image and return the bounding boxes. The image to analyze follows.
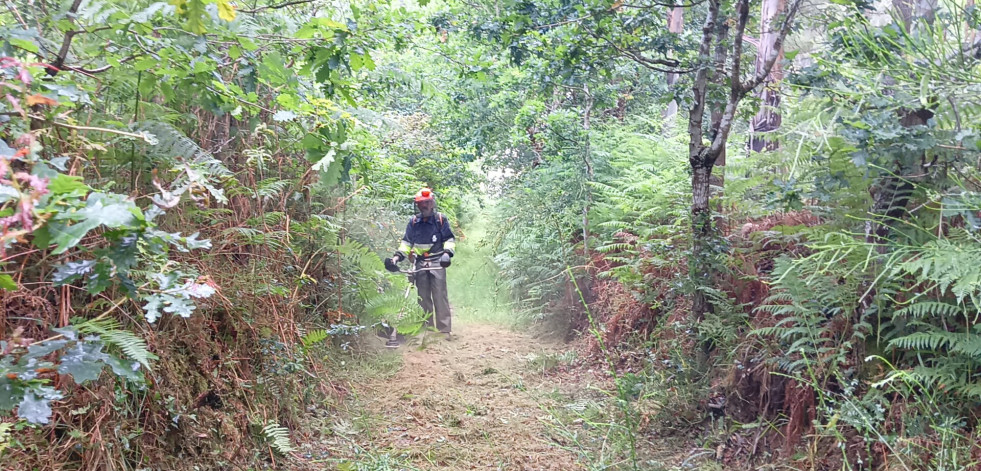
[410,214,444,230]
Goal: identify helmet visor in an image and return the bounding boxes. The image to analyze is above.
[415,198,435,214]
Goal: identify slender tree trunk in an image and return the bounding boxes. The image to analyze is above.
[864,0,935,248]
[684,0,802,321]
[582,89,594,255]
[748,0,786,152]
[691,162,716,317]
[708,21,729,219]
[690,10,728,319]
[664,3,685,120]
[860,0,934,331]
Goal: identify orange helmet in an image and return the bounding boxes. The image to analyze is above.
[414,187,435,202]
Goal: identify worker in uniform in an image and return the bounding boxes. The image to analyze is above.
[385,188,455,336]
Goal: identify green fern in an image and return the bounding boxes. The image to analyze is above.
[134,120,231,204]
[77,318,157,369]
[253,178,292,201]
[895,301,964,319]
[261,422,294,454]
[0,422,12,456]
[363,284,428,334]
[300,329,329,348]
[753,256,862,375]
[336,240,384,276]
[246,211,286,227]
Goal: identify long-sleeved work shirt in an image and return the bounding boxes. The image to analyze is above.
[396,212,456,261]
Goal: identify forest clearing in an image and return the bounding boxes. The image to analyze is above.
[2,0,981,470]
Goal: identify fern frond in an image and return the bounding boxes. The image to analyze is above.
[301,329,329,348]
[895,301,963,319]
[261,422,294,454]
[78,318,157,368]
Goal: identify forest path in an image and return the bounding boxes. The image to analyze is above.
[305,207,692,470]
[320,324,587,470]
[311,208,597,469]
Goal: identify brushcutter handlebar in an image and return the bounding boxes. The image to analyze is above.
[398,264,442,275]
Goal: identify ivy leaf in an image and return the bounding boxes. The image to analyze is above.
[31,225,51,250]
[24,339,69,360]
[0,274,16,291]
[310,148,337,172]
[48,156,70,171]
[85,262,114,294]
[104,356,142,381]
[0,376,24,411]
[182,233,211,250]
[52,260,96,285]
[47,219,100,254]
[18,390,60,424]
[215,0,236,21]
[58,342,110,383]
[49,194,138,254]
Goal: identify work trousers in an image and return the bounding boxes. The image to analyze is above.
[414,267,451,333]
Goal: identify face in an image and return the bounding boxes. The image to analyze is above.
[415,199,435,216]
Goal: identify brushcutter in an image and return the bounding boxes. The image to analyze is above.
[379,260,442,348]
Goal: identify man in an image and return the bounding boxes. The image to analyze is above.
[385,187,456,336]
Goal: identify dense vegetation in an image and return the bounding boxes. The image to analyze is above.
[1,0,980,469]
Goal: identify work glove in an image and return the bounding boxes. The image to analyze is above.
[384,257,399,272]
[439,252,452,268]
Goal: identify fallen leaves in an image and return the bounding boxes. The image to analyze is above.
[25,94,58,107]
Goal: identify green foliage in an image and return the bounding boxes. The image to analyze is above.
[754,256,866,377]
[0,58,212,426]
[878,229,981,399]
[77,318,157,369]
[0,421,12,457]
[0,326,143,424]
[300,329,330,349]
[492,159,586,315]
[590,120,690,292]
[260,422,294,455]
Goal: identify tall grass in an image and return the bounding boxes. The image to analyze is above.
[447,198,526,328]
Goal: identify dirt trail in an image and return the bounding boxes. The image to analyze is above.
[324,323,586,470]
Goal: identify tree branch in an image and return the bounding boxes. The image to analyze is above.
[29,115,155,142]
[594,34,688,73]
[622,0,709,8]
[59,55,137,77]
[730,0,750,96]
[688,0,719,165]
[47,0,85,77]
[708,16,730,140]
[240,0,317,13]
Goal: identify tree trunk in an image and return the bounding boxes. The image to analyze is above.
[582,89,594,255]
[748,0,786,152]
[863,0,935,247]
[691,161,715,317]
[663,3,685,119]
